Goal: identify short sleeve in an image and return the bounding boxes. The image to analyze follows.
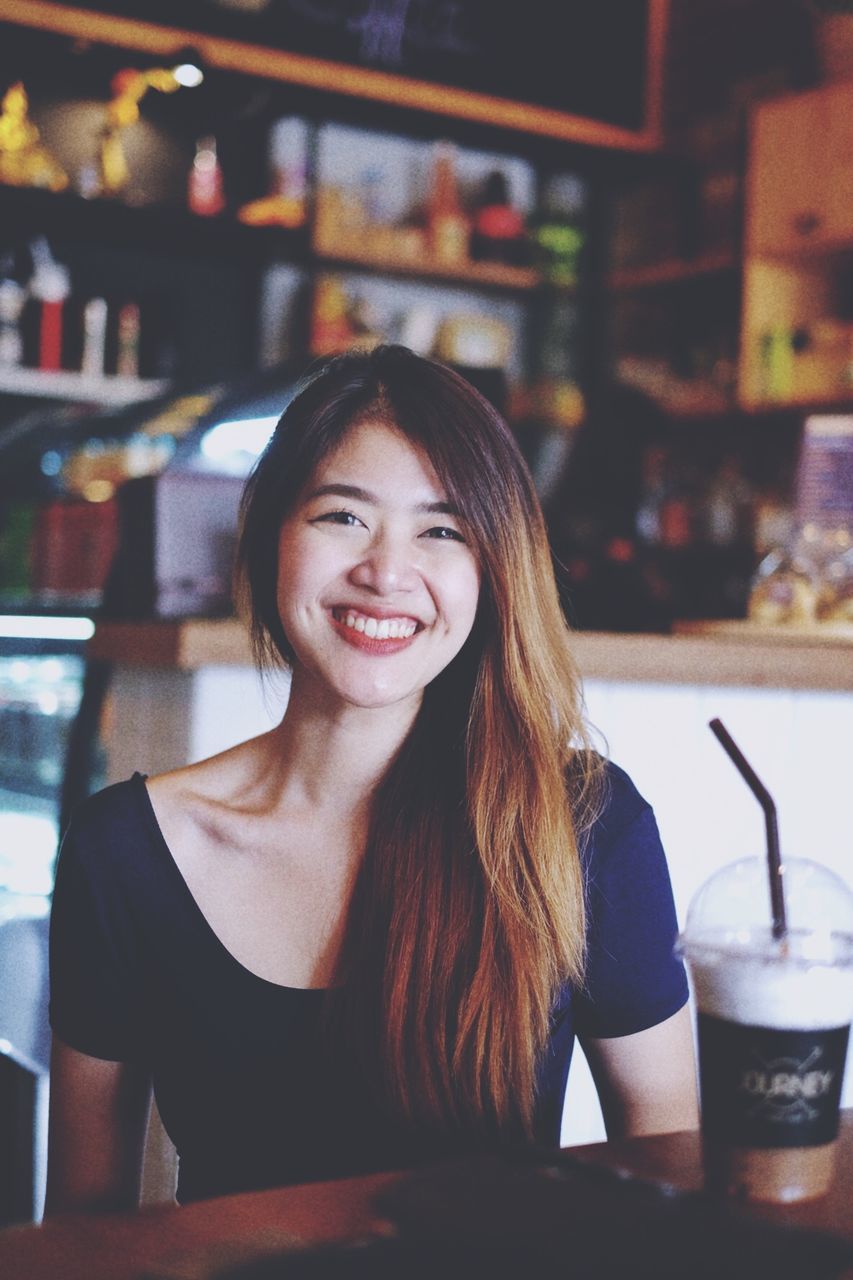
[49,785,147,1062]
[574,764,688,1040]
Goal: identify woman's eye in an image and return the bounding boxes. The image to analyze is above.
[423,525,466,543]
[313,509,363,527]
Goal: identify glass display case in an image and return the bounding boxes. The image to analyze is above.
[0,615,95,921]
[0,615,94,1225]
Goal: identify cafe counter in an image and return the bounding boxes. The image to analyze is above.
[86,618,853,690]
[1,1121,852,1280]
[86,619,853,1147]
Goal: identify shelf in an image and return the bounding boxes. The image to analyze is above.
[0,184,308,262]
[608,249,737,292]
[312,241,541,292]
[615,357,737,419]
[739,394,853,417]
[1,185,547,295]
[0,367,169,404]
[86,619,853,690]
[674,619,853,646]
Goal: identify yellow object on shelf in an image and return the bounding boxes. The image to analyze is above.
[237,193,306,228]
[0,82,67,191]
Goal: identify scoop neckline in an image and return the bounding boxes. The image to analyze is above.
[130,771,328,998]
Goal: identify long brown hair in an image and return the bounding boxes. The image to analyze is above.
[236,346,602,1138]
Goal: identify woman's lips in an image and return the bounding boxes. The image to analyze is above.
[330,607,421,653]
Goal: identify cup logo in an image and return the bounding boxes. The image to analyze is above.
[698,1014,849,1148]
[739,1046,835,1123]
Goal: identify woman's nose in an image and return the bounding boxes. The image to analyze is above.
[349,535,418,595]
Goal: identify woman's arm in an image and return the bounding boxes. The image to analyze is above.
[581,1004,699,1140]
[44,1035,151,1216]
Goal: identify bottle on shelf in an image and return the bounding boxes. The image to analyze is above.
[426,142,469,268]
[703,455,754,552]
[529,173,587,286]
[80,297,109,378]
[115,302,141,378]
[0,270,25,368]
[469,169,528,267]
[188,135,225,217]
[26,237,70,372]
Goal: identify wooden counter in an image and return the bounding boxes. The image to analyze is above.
[1,1122,851,1280]
[87,619,853,692]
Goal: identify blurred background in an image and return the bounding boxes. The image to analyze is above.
[1,0,852,1221]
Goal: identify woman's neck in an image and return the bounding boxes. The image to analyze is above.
[267,673,421,814]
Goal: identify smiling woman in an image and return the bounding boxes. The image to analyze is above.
[45,346,697,1213]
[275,420,480,711]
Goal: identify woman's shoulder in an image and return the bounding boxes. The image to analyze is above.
[569,752,652,832]
[572,754,658,870]
[64,772,149,845]
[143,735,276,854]
[597,758,653,830]
[56,772,164,904]
[145,734,271,807]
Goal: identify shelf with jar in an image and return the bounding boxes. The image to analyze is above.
[605,103,745,425]
[308,126,585,296]
[269,124,590,421]
[0,35,593,416]
[0,22,601,629]
[0,149,579,299]
[609,253,741,422]
[739,250,853,413]
[739,83,853,413]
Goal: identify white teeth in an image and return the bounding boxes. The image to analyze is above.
[337,610,418,639]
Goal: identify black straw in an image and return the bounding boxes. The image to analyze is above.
[709,718,787,940]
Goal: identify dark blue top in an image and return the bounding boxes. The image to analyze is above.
[49,762,687,1203]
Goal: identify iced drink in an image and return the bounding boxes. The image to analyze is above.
[679,857,853,1203]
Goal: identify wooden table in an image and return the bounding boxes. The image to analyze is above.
[1,1119,850,1280]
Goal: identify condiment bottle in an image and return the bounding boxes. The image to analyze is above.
[427,142,469,267]
[470,170,527,267]
[188,136,225,216]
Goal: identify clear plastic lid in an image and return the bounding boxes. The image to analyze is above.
[680,856,853,968]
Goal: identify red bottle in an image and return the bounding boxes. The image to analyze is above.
[188,136,225,217]
[470,171,528,267]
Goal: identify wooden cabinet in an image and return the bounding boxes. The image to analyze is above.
[826,87,853,248]
[739,83,853,410]
[748,89,828,255]
[746,83,853,257]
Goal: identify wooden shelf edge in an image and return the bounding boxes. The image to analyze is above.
[87,618,253,669]
[570,629,853,692]
[87,620,853,691]
[0,0,664,153]
[0,368,169,404]
[313,241,541,291]
[737,394,853,416]
[673,619,853,647]
[609,250,736,292]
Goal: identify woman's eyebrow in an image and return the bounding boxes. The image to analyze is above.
[306,482,459,516]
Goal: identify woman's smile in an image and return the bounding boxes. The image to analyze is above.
[331,607,420,647]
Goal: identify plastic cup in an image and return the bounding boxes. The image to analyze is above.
[678,856,853,1203]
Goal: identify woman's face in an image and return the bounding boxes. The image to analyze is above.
[276,418,481,713]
